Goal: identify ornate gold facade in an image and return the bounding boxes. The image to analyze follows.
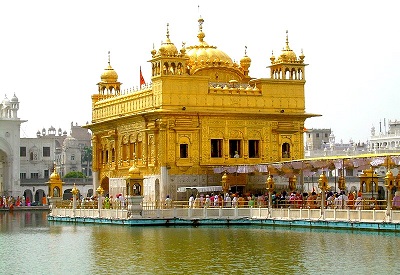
[85,18,319,201]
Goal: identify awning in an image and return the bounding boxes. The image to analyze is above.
[177,186,223,193]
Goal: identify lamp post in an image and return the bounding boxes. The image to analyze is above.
[71,183,79,217]
[289,175,297,192]
[385,169,395,213]
[318,171,329,216]
[96,185,104,217]
[266,174,275,218]
[338,171,346,192]
[221,172,229,197]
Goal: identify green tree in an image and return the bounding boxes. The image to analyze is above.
[81,146,92,177]
[64,171,86,178]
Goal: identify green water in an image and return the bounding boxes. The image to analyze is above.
[1,211,399,274]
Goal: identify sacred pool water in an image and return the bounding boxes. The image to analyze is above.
[1,210,399,274]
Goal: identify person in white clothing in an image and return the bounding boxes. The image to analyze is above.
[188,194,195,208]
[355,192,363,210]
[225,193,232,207]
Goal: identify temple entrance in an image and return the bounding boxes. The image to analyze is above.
[100,177,110,196]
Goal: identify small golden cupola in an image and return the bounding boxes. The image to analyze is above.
[49,168,60,181]
[97,51,121,96]
[101,52,119,83]
[278,30,297,62]
[240,46,252,77]
[158,23,178,57]
[47,164,63,199]
[150,23,189,77]
[268,30,306,80]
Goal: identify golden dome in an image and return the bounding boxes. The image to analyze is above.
[278,31,297,62]
[240,46,251,70]
[186,18,233,69]
[240,55,251,65]
[50,170,60,181]
[101,63,118,82]
[100,52,118,83]
[158,23,178,56]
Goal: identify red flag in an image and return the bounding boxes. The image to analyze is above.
[140,66,146,86]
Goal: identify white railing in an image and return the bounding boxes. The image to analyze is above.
[49,206,400,223]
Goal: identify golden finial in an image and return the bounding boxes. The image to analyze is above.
[244,45,247,55]
[166,23,170,39]
[285,30,290,50]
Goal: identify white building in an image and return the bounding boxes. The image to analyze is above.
[19,123,92,203]
[0,94,25,197]
[370,120,400,152]
[0,92,93,203]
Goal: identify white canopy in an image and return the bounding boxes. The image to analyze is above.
[177,186,223,193]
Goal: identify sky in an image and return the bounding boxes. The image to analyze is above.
[0,0,399,143]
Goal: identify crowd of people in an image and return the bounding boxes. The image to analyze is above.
[0,195,32,209]
[181,189,399,210]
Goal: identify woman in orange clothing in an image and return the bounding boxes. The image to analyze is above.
[347,192,355,209]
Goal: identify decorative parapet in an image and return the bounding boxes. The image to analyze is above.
[208,83,261,95]
[93,84,154,122]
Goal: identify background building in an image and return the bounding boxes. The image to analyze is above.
[86,18,319,203]
[19,122,92,203]
[0,93,25,197]
[0,97,92,203]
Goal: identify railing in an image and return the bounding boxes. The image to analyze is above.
[49,199,400,223]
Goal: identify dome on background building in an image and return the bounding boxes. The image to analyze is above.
[11,93,18,102]
[63,136,77,147]
[2,95,10,106]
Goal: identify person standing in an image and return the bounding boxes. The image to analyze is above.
[165,195,172,209]
[393,191,400,210]
[355,192,363,210]
[225,193,232,207]
[188,194,195,208]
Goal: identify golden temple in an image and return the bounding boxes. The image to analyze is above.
[85,17,319,202]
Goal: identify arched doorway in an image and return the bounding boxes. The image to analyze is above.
[63,189,72,200]
[101,177,109,197]
[0,149,10,196]
[34,189,46,205]
[23,189,33,206]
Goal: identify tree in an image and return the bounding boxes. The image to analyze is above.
[64,171,86,178]
[81,146,92,177]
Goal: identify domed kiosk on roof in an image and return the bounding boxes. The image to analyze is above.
[157,24,178,57]
[11,93,18,102]
[97,52,121,96]
[101,61,119,83]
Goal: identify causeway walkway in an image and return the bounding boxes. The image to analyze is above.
[47,206,400,232]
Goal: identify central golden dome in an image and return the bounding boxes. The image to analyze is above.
[186,18,233,67]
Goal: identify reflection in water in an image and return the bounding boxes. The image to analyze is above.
[1,211,400,274]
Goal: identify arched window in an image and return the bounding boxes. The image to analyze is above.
[282,143,290,158]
